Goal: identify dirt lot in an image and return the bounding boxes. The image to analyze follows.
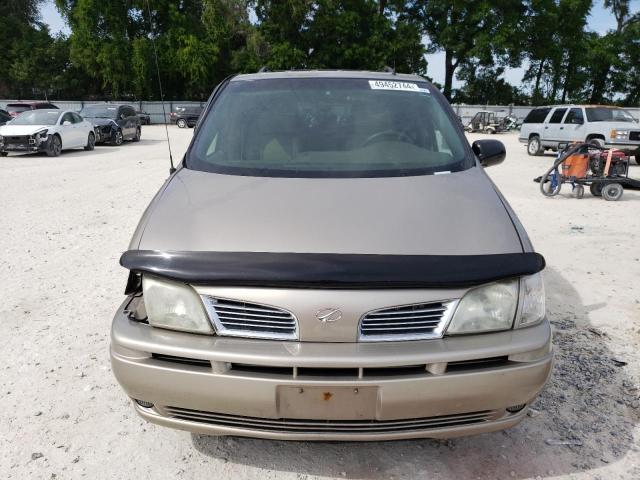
[1,125,639,479]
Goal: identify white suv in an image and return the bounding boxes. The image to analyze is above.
[519,105,640,161]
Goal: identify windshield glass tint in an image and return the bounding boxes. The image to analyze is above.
[80,106,118,119]
[586,107,636,122]
[188,78,469,178]
[11,110,61,125]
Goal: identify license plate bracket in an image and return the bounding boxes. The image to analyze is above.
[277,385,378,420]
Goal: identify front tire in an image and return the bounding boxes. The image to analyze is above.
[47,135,62,157]
[84,132,95,151]
[588,137,605,149]
[0,152,7,157]
[528,135,543,156]
[113,129,124,146]
[177,118,187,128]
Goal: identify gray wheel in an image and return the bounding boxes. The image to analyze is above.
[113,129,123,146]
[602,183,623,201]
[590,183,603,197]
[177,118,187,128]
[540,176,562,196]
[84,132,95,151]
[573,185,584,199]
[528,136,543,156]
[47,135,62,157]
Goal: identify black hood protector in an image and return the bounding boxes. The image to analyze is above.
[120,250,545,290]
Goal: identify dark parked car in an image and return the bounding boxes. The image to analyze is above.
[5,102,58,118]
[0,109,11,126]
[79,104,141,145]
[137,110,151,125]
[170,105,202,128]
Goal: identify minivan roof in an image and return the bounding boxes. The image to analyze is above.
[231,70,426,82]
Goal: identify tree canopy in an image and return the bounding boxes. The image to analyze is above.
[0,0,637,105]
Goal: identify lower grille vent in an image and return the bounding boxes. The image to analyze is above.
[151,354,211,368]
[446,356,510,372]
[164,407,495,434]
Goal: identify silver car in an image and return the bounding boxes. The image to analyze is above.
[111,70,552,441]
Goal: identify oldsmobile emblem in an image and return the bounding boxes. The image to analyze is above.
[315,308,342,323]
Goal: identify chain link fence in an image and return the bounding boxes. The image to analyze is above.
[0,100,206,124]
[2,100,639,125]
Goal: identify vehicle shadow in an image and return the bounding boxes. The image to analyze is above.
[192,267,638,479]
[97,138,165,147]
[3,148,113,158]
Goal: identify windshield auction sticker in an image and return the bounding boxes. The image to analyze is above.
[368,80,429,93]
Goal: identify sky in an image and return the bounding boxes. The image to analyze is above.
[39,0,638,88]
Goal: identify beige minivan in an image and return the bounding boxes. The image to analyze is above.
[111,70,552,441]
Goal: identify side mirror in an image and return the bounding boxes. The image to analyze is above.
[472,139,505,167]
[63,120,71,126]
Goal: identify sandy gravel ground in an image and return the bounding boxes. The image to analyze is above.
[1,126,639,480]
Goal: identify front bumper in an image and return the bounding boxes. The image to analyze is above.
[603,141,640,152]
[111,300,553,441]
[0,135,50,153]
[95,126,116,143]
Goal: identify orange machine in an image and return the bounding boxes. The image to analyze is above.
[561,153,589,178]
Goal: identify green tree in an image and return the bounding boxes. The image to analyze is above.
[250,0,425,73]
[402,0,526,100]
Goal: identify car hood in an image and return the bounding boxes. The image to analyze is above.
[133,167,523,255]
[0,124,51,136]
[85,117,117,126]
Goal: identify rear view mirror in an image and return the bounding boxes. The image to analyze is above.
[472,139,506,167]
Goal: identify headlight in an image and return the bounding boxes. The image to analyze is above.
[142,275,213,334]
[610,129,628,140]
[35,129,48,142]
[516,273,545,327]
[446,279,518,335]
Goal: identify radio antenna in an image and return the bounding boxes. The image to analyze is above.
[145,0,175,174]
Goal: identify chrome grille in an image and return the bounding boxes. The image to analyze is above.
[359,300,457,341]
[164,406,495,434]
[201,296,298,340]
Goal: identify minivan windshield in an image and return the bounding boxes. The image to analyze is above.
[11,110,61,125]
[188,77,469,177]
[585,107,636,123]
[80,106,118,119]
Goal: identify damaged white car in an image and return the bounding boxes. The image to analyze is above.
[0,109,96,157]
